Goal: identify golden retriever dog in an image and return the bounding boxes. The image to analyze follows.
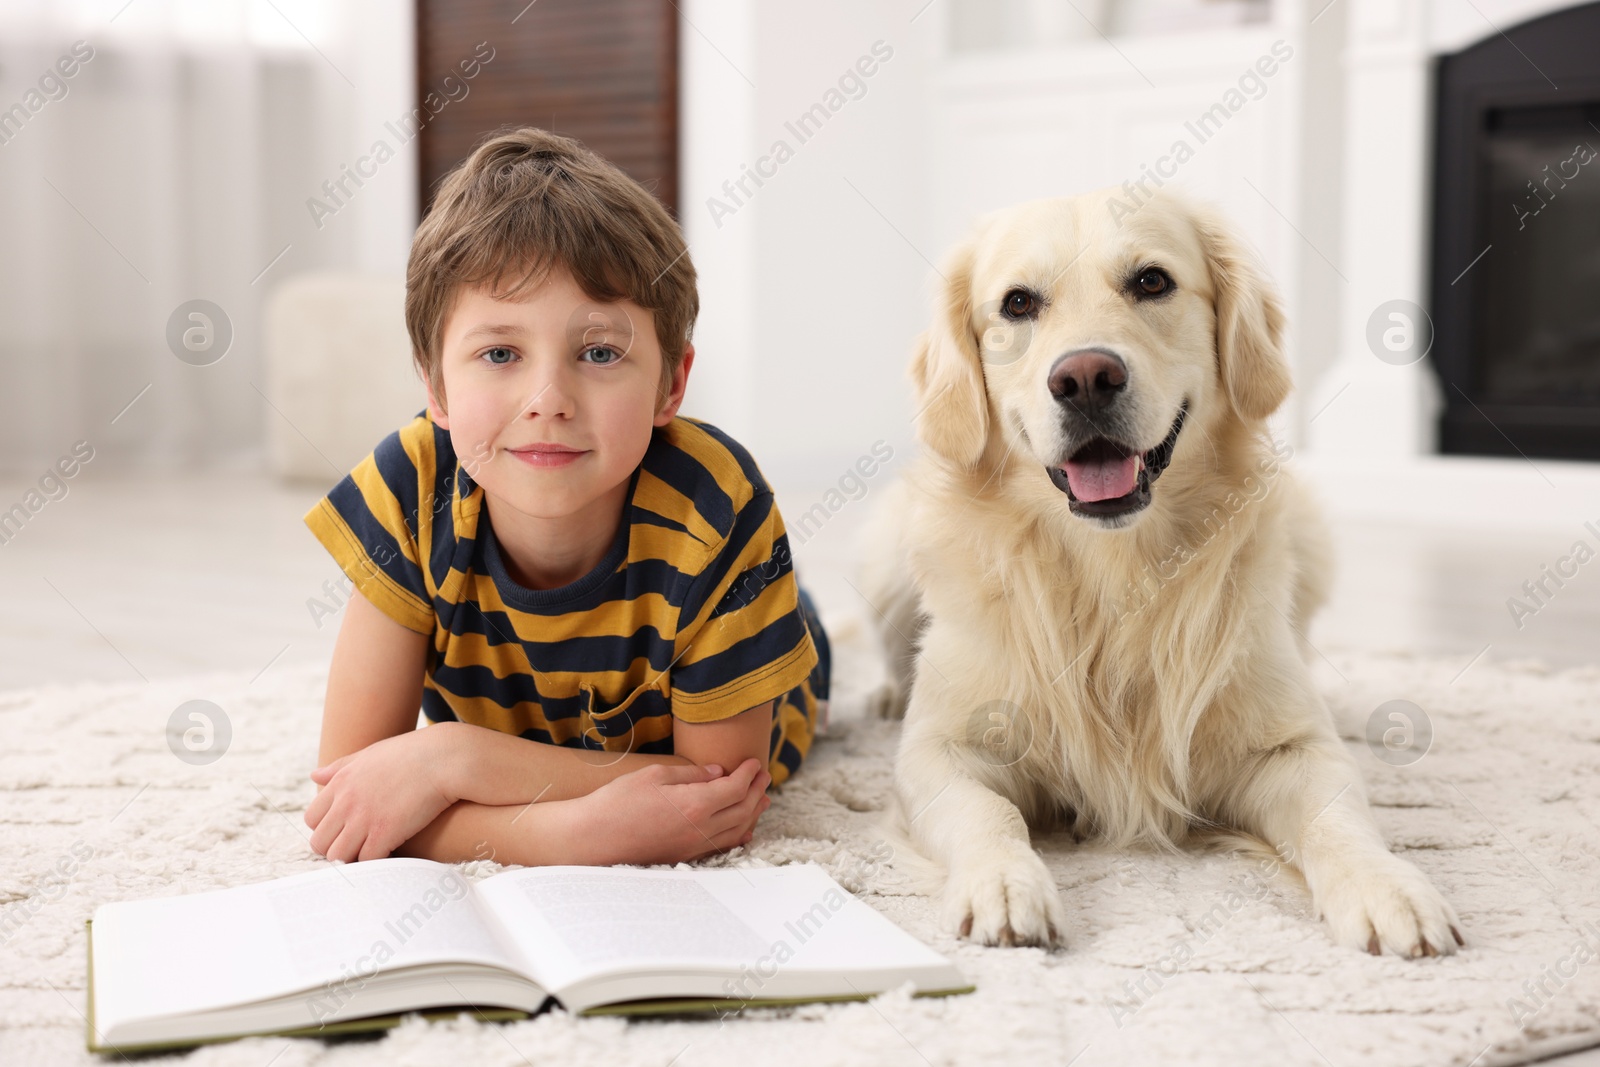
[858,187,1465,958]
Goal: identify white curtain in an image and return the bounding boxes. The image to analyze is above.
[0,0,415,474]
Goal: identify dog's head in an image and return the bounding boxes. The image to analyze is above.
[908,187,1289,529]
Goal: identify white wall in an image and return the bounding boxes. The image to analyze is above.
[681,0,940,498]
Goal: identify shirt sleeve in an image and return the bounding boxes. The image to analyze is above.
[302,427,436,635]
[671,490,819,724]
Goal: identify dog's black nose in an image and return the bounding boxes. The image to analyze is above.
[1049,349,1128,408]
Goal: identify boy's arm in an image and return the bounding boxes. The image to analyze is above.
[672,699,774,779]
[315,586,430,787]
[397,761,770,868]
[392,796,595,867]
[430,699,776,807]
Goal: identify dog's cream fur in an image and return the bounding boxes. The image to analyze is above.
[859,188,1464,957]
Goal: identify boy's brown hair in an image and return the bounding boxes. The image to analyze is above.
[406,126,697,410]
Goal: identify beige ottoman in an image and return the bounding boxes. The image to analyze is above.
[263,272,427,483]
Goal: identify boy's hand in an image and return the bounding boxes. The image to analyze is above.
[575,758,772,866]
[305,730,455,863]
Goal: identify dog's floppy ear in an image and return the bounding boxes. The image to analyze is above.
[908,235,989,467]
[1194,207,1292,422]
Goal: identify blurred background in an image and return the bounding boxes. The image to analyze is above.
[1,0,1596,691]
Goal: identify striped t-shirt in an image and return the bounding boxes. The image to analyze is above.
[303,409,829,785]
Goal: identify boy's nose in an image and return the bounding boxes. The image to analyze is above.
[518,377,577,419]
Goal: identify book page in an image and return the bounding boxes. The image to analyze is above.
[91,859,530,1034]
[499,869,770,969]
[263,862,517,981]
[474,863,953,997]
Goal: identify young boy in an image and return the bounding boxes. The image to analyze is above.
[300,127,830,870]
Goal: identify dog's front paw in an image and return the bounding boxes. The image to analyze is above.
[942,842,1066,948]
[1314,852,1465,958]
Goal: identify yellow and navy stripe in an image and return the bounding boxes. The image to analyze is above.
[304,410,828,785]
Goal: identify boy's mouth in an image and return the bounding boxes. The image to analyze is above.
[513,442,584,453]
[509,443,587,468]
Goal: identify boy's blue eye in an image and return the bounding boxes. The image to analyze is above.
[482,346,517,365]
[580,346,622,366]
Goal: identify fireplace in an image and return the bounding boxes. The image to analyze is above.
[1430,0,1600,461]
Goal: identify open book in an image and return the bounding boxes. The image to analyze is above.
[85,858,973,1054]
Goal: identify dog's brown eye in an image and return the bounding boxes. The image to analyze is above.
[1134,268,1172,297]
[1002,289,1036,318]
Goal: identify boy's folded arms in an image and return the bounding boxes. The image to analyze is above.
[305,726,774,870]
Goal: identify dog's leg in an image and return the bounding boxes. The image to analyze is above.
[895,672,1068,948]
[856,479,927,720]
[1220,729,1464,958]
[1280,475,1335,663]
[866,596,926,722]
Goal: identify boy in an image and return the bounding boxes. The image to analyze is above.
[300,127,830,870]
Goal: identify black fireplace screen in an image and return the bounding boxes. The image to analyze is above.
[1430,3,1600,460]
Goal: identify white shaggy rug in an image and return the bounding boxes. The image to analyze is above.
[5,610,1600,1067]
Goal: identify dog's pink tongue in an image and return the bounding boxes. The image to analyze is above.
[1062,455,1138,501]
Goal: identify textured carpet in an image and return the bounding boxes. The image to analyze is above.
[4,610,1600,1067]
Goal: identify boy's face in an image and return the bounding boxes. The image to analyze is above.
[426,266,692,521]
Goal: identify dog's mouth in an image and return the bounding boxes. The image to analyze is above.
[1046,400,1189,519]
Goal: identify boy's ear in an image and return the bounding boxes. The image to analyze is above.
[425,379,449,429]
[654,344,694,425]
